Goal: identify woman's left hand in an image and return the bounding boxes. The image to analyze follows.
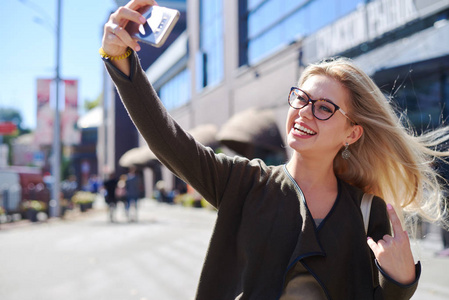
[367,203,416,285]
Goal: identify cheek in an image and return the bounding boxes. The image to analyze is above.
[285,109,296,133]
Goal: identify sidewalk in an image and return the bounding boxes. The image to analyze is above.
[411,223,449,300]
[0,195,107,231]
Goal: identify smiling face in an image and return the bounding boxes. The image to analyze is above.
[286,75,359,160]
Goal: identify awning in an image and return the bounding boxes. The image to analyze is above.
[77,106,103,129]
[353,20,449,76]
[119,124,218,168]
[188,124,218,148]
[119,146,157,168]
[216,108,285,157]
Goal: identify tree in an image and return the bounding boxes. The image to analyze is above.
[84,93,102,112]
[0,108,23,130]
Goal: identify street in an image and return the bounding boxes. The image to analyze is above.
[0,198,448,300]
[0,199,215,300]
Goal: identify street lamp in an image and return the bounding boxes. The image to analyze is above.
[50,0,62,218]
[19,0,62,217]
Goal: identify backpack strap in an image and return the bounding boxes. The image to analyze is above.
[361,193,374,234]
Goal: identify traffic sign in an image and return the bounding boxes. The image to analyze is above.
[0,122,17,135]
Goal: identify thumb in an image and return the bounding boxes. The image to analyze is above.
[367,237,379,255]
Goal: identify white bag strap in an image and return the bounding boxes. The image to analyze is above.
[361,193,374,234]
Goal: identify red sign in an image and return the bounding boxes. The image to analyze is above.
[0,121,17,135]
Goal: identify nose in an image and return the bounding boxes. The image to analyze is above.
[298,100,314,120]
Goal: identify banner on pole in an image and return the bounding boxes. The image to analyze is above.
[62,80,81,145]
[34,79,54,146]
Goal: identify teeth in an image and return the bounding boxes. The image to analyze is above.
[294,124,316,135]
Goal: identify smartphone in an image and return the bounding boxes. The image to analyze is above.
[129,6,180,48]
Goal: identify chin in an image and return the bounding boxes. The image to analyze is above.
[287,136,302,152]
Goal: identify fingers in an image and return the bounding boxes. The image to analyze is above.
[111,23,119,35]
[108,21,141,52]
[382,234,393,243]
[126,0,157,10]
[101,1,159,57]
[367,237,379,254]
[367,231,416,285]
[111,6,147,28]
[104,3,152,54]
[386,203,404,237]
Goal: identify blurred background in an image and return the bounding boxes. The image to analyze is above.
[0,0,449,299]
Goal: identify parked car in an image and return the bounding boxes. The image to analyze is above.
[0,167,50,218]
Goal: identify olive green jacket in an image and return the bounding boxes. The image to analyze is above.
[104,53,420,300]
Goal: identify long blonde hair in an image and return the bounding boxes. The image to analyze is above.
[298,57,449,229]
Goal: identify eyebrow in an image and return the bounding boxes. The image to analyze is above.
[302,89,336,104]
[317,97,335,103]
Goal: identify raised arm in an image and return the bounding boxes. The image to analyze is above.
[99,0,249,209]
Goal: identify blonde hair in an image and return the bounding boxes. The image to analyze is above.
[298,57,449,230]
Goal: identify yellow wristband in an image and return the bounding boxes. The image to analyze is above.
[99,47,132,61]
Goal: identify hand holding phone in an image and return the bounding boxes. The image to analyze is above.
[128,6,180,48]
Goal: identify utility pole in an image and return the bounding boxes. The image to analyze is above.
[50,0,62,218]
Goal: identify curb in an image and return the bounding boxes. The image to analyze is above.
[0,203,106,231]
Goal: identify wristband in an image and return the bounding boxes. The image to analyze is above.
[99,47,132,61]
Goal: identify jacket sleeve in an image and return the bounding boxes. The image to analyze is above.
[102,52,234,209]
[376,259,421,300]
[368,197,421,300]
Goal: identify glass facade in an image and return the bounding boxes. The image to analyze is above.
[245,0,364,65]
[159,68,191,111]
[196,0,224,91]
[393,72,449,130]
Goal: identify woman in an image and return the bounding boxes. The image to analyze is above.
[100,1,448,299]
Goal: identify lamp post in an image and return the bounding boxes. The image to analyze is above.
[19,0,62,217]
[50,0,62,218]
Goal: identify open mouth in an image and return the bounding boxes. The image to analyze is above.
[293,124,317,135]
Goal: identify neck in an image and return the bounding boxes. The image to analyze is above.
[286,152,338,192]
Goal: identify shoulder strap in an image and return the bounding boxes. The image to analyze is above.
[360,193,374,234]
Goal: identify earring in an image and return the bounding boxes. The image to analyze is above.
[342,142,351,160]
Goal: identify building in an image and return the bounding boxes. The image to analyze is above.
[72,106,102,189]
[98,0,187,195]
[101,0,449,197]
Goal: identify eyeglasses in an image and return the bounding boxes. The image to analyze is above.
[288,87,357,124]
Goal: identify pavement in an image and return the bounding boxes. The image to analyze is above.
[1,197,449,300]
[409,223,449,300]
[0,197,217,300]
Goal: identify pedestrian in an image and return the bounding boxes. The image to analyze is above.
[125,167,140,222]
[103,172,119,222]
[115,174,127,203]
[155,180,174,204]
[60,174,78,216]
[100,1,449,298]
[88,174,100,194]
[61,175,78,209]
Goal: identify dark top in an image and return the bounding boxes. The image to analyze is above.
[103,178,118,204]
[125,174,140,199]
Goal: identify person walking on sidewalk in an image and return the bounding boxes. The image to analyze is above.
[125,167,140,222]
[103,172,119,223]
[99,1,449,298]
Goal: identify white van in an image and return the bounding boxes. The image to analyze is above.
[0,169,22,213]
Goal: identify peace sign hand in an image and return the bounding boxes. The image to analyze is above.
[367,204,416,285]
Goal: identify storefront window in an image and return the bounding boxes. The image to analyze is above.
[244,0,364,65]
[393,74,443,129]
[196,0,224,91]
[159,68,191,111]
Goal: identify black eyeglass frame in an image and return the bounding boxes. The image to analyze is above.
[288,87,357,125]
